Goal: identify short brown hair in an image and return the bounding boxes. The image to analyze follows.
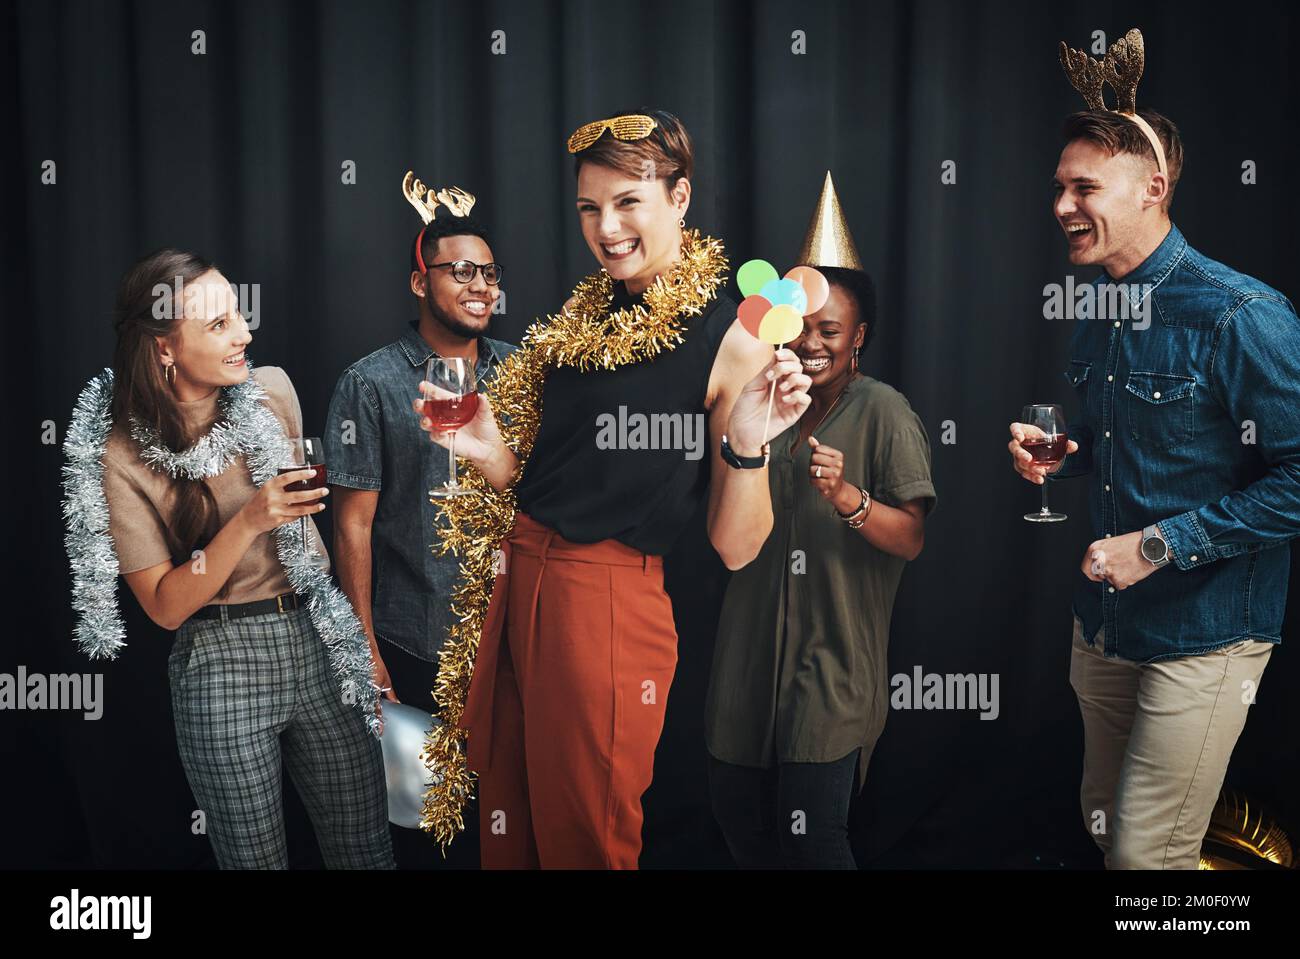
[1062,110,1184,210]
[572,108,694,197]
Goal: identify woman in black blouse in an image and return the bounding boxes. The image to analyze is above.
[415,109,811,868]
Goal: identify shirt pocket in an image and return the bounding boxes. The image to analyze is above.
[1123,370,1196,450]
[1063,359,1092,399]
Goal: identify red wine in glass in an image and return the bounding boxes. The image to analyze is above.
[277,464,328,491]
[422,392,479,432]
[422,356,477,498]
[1021,434,1069,469]
[1021,404,1068,523]
[284,436,328,562]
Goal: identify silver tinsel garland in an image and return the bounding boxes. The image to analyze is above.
[62,364,382,737]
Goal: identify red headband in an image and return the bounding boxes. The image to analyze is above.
[415,225,429,272]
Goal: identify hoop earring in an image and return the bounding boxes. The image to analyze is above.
[164,363,176,387]
[679,217,685,228]
[851,353,858,373]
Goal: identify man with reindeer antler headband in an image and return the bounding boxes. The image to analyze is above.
[322,171,517,868]
[1007,28,1300,869]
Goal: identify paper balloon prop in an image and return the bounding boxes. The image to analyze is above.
[737,258,826,347]
[738,294,772,338]
[784,266,830,315]
[734,256,820,445]
[737,259,779,298]
[379,701,441,828]
[759,278,808,315]
[758,304,804,345]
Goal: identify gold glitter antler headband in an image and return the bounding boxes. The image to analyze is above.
[1059,28,1168,178]
[402,170,477,224]
[403,170,477,272]
[567,113,658,154]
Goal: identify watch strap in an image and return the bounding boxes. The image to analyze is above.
[721,434,769,469]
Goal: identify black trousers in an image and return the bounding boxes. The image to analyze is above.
[376,634,481,869]
[707,749,859,869]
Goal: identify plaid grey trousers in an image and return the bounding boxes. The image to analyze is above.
[170,605,395,869]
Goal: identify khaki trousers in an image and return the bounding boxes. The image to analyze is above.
[1067,616,1272,870]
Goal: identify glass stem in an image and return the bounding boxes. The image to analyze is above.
[1040,481,1051,515]
[448,430,458,488]
[300,516,309,556]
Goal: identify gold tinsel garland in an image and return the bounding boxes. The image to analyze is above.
[418,229,729,847]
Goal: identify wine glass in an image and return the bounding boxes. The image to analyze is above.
[422,357,478,499]
[1021,404,1069,523]
[279,436,328,562]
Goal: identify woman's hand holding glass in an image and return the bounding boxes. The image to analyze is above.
[412,383,503,463]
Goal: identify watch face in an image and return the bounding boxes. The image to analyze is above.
[1141,537,1165,562]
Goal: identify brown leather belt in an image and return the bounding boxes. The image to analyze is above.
[188,591,301,621]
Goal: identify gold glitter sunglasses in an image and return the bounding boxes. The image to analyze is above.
[566,114,658,154]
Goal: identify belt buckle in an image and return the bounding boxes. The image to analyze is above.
[276,594,286,614]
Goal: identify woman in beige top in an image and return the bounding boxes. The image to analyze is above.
[93,248,393,869]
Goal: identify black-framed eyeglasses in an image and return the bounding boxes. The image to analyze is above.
[427,260,503,285]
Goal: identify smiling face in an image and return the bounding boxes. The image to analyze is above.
[155,269,252,398]
[575,162,689,293]
[414,233,500,337]
[790,284,866,392]
[1053,138,1164,275]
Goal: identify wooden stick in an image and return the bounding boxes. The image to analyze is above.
[759,342,783,444]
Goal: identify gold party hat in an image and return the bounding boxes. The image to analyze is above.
[796,171,863,270]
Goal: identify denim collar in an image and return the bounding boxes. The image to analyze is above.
[1105,222,1186,291]
[398,320,503,376]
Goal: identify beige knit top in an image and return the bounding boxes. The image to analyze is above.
[102,365,329,604]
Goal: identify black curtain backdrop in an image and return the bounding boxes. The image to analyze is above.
[5,0,1298,868]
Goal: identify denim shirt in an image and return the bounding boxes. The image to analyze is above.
[324,322,517,661]
[1051,224,1300,663]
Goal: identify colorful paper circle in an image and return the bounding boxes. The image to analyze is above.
[737,259,779,298]
[784,266,830,315]
[758,304,804,345]
[759,278,808,315]
[737,294,772,338]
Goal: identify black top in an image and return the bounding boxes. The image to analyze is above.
[515,280,737,554]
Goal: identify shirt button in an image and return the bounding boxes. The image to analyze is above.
[1105,484,1111,491]
[1108,586,1116,593]
[1105,431,1111,438]
[1105,533,1112,538]
[1153,391,1162,399]
[1190,554,1198,562]
[1107,375,1114,382]
[1113,321,1121,328]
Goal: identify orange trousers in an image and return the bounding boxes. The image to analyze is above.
[458,512,679,868]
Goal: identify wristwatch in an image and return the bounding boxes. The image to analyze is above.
[721,434,770,469]
[1141,524,1170,567]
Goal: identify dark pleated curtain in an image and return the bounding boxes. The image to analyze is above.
[6,0,1297,867]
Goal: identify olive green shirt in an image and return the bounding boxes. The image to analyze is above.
[704,375,936,792]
